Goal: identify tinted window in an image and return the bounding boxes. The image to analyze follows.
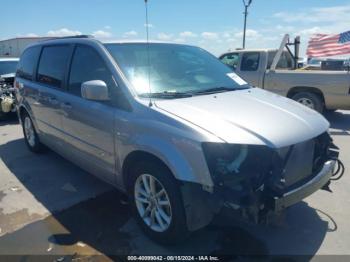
[16,47,41,80]
[220,53,239,70]
[0,61,18,76]
[68,45,113,96]
[241,52,260,71]
[37,45,71,88]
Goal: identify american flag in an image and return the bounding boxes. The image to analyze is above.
[307,30,350,58]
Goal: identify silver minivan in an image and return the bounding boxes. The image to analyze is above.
[15,36,340,244]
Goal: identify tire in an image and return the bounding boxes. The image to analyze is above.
[128,161,190,245]
[291,92,324,113]
[0,111,6,121]
[21,111,44,153]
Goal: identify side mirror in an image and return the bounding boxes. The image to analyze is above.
[81,80,109,101]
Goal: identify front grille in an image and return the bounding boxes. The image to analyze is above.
[270,132,331,193]
[282,139,315,187]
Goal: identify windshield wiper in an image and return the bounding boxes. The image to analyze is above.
[193,86,235,95]
[139,91,193,99]
[193,86,250,95]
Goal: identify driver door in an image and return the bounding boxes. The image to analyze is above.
[60,44,116,183]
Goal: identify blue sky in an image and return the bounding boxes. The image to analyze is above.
[2,0,350,56]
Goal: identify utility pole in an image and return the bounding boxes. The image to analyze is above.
[242,0,252,49]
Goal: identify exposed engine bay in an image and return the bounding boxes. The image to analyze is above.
[182,133,344,231]
[0,74,16,118]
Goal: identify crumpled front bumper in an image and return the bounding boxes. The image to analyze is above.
[181,159,337,231]
[273,160,335,212]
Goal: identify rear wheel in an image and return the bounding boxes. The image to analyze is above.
[128,161,189,244]
[21,112,44,153]
[291,92,324,113]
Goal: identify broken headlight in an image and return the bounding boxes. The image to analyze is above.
[202,143,273,190]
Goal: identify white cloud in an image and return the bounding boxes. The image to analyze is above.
[92,30,112,39]
[297,26,326,36]
[174,38,186,43]
[271,4,350,57]
[157,32,173,41]
[179,31,197,38]
[274,4,350,24]
[144,23,153,28]
[47,28,82,37]
[26,33,39,37]
[222,32,231,39]
[234,29,261,39]
[16,33,39,38]
[201,32,218,40]
[123,30,138,38]
[104,25,111,30]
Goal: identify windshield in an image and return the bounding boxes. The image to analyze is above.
[0,61,18,76]
[105,43,249,97]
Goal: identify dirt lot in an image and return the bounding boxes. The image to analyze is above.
[0,111,349,260]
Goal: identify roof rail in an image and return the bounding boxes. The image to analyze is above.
[41,35,94,42]
[57,35,94,39]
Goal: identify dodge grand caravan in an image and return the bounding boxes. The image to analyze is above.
[15,36,341,244]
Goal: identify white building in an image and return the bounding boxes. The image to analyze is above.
[0,37,54,57]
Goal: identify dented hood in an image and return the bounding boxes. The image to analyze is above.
[154,88,329,148]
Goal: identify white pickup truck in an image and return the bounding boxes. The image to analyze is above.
[219,35,350,113]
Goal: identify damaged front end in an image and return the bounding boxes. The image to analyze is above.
[0,75,16,117]
[199,132,341,225]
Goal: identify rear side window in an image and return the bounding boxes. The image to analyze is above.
[68,45,113,96]
[37,45,71,88]
[241,52,260,71]
[16,46,41,80]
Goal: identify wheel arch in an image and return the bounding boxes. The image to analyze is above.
[121,149,216,232]
[122,150,175,190]
[287,86,325,104]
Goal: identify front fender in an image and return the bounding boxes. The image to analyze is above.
[118,133,214,188]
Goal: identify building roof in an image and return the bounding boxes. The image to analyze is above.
[0,37,54,43]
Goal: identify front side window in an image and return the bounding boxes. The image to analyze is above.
[220,53,239,70]
[16,46,41,80]
[37,45,71,88]
[68,45,113,96]
[241,52,260,71]
[105,43,249,97]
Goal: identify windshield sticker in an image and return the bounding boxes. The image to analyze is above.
[227,73,247,86]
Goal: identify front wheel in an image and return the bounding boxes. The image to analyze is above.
[291,92,324,113]
[129,161,190,244]
[0,111,6,121]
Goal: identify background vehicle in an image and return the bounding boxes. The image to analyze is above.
[303,58,350,71]
[15,37,340,244]
[0,58,18,120]
[219,35,350,113]
[0,57,18,76]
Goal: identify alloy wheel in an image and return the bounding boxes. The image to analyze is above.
[134,174,172,232]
